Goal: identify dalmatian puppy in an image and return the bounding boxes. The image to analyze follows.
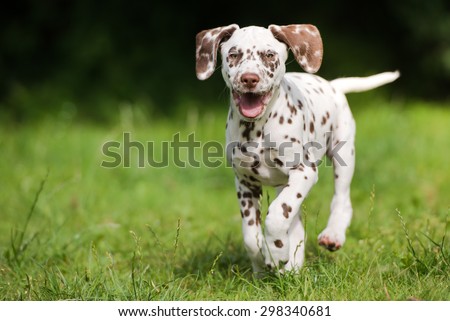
[195,24,399,273]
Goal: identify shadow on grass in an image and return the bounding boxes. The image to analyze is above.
[173,232,336,280]
[175,233,252,278]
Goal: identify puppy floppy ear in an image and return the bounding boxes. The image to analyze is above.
[195,24,239,80]
[269,24,323,73]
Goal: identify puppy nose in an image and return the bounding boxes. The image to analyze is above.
[240,73,260,89]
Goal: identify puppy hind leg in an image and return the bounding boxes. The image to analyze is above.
[236,178,265,273]
[319,132,355,251]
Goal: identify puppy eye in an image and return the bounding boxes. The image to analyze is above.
[228,52,238,59]
[265,51,276,59]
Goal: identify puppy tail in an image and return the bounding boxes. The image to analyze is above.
[330,71,400,94]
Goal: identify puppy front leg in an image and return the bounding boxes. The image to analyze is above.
[263,166,318,272]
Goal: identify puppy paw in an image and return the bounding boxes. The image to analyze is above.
[263,238,290,271]
[318,228,346,251]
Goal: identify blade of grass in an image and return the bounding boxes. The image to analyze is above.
[8,170,49,266]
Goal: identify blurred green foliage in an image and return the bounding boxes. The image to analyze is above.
[0,0,449,122]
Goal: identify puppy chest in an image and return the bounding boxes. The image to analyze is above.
[226,120,302,186]
[229,142,289,187]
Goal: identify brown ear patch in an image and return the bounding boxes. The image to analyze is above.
[195,24,239,80]
[269,24,323,73]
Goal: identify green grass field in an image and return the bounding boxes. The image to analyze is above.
[0,98,448,300]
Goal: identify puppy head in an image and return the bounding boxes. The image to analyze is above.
[196,24,323,120]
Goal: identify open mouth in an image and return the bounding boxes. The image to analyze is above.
[232,91,272,119]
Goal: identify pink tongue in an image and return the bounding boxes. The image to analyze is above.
[239,93,264,118]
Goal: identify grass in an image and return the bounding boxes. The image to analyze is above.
[0,98,448,300]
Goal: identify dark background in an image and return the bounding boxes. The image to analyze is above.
[1,0,449,121]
